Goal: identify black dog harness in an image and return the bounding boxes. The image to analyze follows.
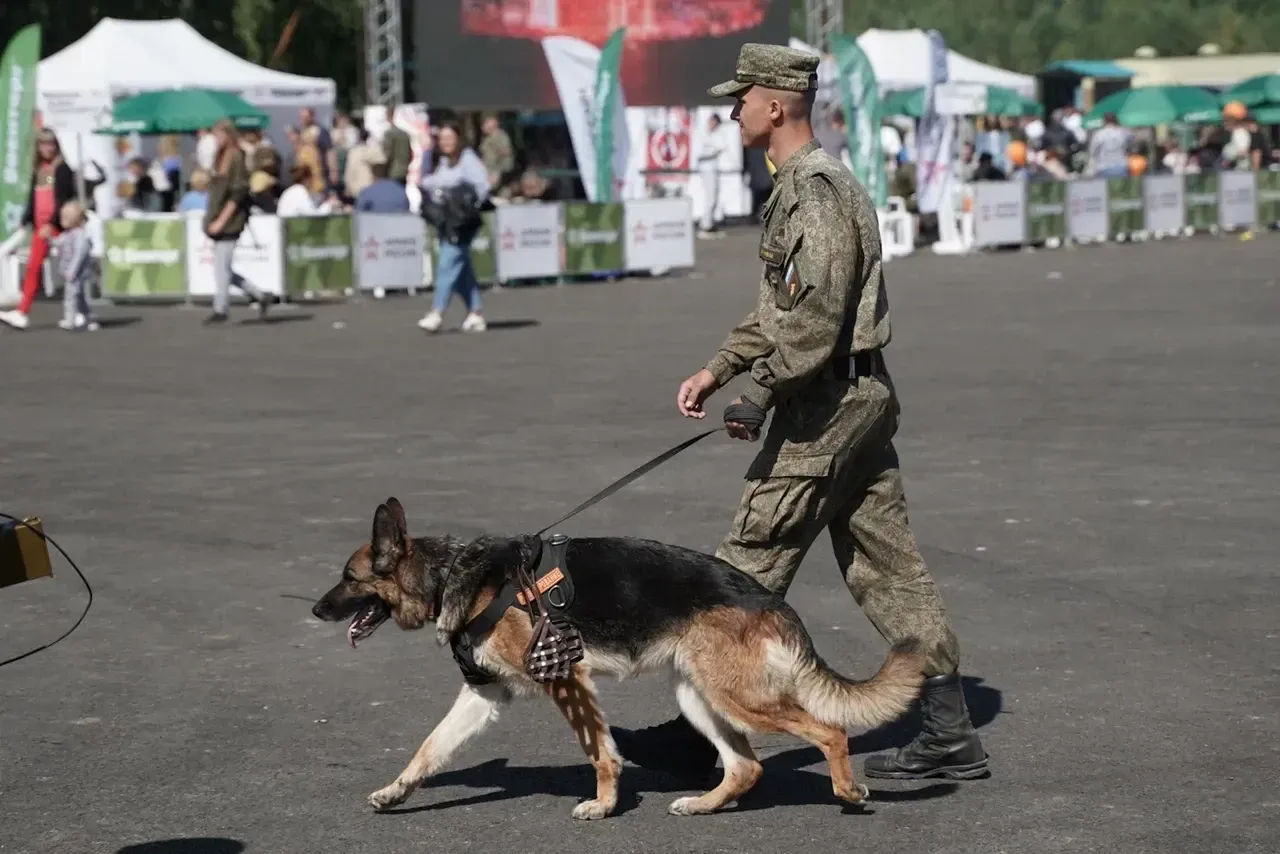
[449,533,577,685]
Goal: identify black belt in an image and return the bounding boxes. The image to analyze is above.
[832,350,886,381]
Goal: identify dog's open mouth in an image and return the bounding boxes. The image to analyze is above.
[347,599,391,648]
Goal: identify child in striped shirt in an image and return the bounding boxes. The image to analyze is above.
[54,201,98,332]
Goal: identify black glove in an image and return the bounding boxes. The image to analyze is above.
[723,401,767,431]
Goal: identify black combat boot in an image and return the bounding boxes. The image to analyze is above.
[610,715,719,782]
[863,671,989,780]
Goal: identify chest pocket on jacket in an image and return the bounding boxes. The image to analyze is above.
[759,233,802,311]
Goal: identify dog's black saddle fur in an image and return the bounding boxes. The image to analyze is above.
[450,533,576,685]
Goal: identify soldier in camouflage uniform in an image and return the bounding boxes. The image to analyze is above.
[612,44,989,784]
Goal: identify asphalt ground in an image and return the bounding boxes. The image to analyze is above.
[2,228,1277,854]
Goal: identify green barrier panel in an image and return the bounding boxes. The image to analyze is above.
[102,217,186,298]
[1106,177,1144,237]
[427,212,497,284]
[1025,181,1067,244]
[1257,171,1280,225]
[563,203,624,274]
[1184,173,1219,231]
[284,215,353,296]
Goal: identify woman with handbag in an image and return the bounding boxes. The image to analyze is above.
[202,118,279,324]
[417,123,489,334]
[0,130,77,331]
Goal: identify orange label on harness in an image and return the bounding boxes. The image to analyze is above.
[516,567,564,606]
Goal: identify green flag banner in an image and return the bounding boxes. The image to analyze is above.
[593,28,626,202]
[563,203,623,274]
[831,35,886,208]
[1257,170,1280,226]
[1184,173,1219,231]
[103,217,187,298]
[284,215,354,295]
[1106,177,1144,237]
[1026,181,1067,243]
[0,25,40,245]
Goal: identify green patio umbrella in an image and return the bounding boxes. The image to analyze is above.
[880,85,1041,118]
[1221,74,1280,109]
[102,88,269,135]
[1083,85,1221,129]
[1250,104,1280,124]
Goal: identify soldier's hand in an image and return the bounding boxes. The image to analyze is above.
[677,369,719,419]
[724,397,762,442]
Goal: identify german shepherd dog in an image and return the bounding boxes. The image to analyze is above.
[312,498,925,820]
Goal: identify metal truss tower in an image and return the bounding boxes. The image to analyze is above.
[803,0,843,52]
[364,0,406,107]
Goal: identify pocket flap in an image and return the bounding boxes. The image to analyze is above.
[745,452,834,480]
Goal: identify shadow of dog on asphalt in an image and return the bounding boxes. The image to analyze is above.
[117,839,246,854]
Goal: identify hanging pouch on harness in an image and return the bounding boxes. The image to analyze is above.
[515,534,583,683]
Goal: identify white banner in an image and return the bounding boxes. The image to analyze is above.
[915,30,953,215]
[971,181,1026,247]
[542,35,629,203]
[1067,179,1108,242]
[623,197,695,270]
[184,214,284,298]
[1143,174,1185,233]
[1219,171,1257,230]
[355,214,426,292]
[495,203,562,281]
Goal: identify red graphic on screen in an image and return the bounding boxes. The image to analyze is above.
[461,0,767,44]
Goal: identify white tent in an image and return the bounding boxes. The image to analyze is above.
[791,30,1036,99]
[855,29,1036,97]
[38,18,336,133]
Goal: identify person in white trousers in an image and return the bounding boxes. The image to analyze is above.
[696,114,726,239]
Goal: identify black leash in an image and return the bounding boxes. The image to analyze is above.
[535,428,725,535]
[0,513,94,668]
[533,402,768,535]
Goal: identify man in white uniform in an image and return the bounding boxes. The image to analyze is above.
[696,113,727,238]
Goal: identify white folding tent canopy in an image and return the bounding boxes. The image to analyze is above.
[854,29,1036,97]
[791,30,1036,99]
[37,17,336,133]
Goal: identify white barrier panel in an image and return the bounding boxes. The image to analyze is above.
[1219,171,1258,231]
[355,213,427,292]
[185,214,285,299]
[1144,174,1185,234]
[623,197,695,271]
[971,181,1026,247]
[495,203,562,281]
[1067,180,1108,242]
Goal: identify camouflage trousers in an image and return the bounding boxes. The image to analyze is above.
[715,379,960,677]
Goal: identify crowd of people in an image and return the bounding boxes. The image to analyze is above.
[0,105,570,334]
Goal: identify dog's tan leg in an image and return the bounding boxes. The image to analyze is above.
[368,681,510,811]
[777,714,869,807]
[546,667,622,821]
[666,678,763,816]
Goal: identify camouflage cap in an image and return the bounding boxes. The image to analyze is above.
[708,43,820,99]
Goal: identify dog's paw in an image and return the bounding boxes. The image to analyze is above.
[571,798,614,821]
[667,796,713,816]
[368,781,411,811]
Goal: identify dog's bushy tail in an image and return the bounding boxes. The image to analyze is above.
[787,637,927,730]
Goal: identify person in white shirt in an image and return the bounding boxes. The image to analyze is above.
[695,114,727,237]
[276,163,335,216]
[196,128,219,172]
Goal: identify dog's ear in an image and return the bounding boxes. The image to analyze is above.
[384,497,408,536]
[371,503,405,575]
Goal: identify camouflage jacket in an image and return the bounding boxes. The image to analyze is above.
[704,139,892,475]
